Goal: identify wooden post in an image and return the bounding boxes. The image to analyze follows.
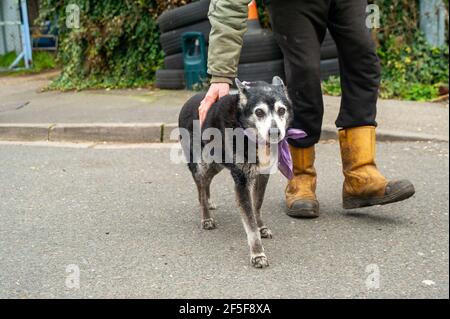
[420,0,446,47]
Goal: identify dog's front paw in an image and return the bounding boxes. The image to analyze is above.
[259,227,273,239]
[251,253,269,269]
[201,218,216,230]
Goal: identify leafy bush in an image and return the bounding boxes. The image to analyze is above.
[378,33,449,100]
[322,76,341,97]
[38,1,193,90]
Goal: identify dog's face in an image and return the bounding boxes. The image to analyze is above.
[236,77,293,144]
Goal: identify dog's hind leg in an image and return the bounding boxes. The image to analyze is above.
[190,164,219,230]
[204,164,223,210]
[232,170,269,269]
[253,174,272,239]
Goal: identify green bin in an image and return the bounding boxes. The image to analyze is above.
[181,32,208,90]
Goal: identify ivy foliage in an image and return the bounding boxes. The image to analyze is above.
[374,0,448,98]
[378,33,449,100]
[38,0,191,90]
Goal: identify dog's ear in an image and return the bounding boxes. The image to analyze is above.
[272,76,285,87]
[272,76,290,101]
[235,78,249,92]
[235,78,249,106]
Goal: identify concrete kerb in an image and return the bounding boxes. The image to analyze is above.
[48,123,163,143]
[0,123,52,141]
[0,123,448,144]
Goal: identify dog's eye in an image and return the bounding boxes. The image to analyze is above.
[255,109,265,118]
[278,108,286,116]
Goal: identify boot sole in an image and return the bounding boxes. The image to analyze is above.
[287,208,320,219]
[287,202,320,219]
[343,183,415,209]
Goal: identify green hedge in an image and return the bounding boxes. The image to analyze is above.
[38,0,179,90]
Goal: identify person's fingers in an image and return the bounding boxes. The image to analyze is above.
[199,94,217,127]
[199,106,206,127]
[200,88,218,104]
[218,86,229,98]
[198,83,229,127]
[202,95,217,105]
[198,102,210,127]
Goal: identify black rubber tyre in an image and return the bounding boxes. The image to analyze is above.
[320,58,340,80]
[321,45,338,60]
[237,60,285,84]
[164,53,185,69]
[162,29,336,70]
[157,0,210,33]
[155,69,185,89]
[321,32,338,60]
[240,30,283,63]
[164,50,209,69]
[164,30,282,69]
[160,20,211,55]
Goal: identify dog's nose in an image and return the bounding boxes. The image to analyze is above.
[269,127,281,138]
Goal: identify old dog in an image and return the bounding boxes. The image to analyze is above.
[178,77,297,268]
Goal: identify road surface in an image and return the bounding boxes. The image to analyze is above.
[0,141,448,298]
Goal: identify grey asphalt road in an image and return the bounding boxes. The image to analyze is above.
[0,141,448,298]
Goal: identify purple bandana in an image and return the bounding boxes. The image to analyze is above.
[278,128,307,180]
[243,128,307,180]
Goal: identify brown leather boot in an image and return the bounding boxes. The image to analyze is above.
[339,126,415,209]
[285,145,319,218]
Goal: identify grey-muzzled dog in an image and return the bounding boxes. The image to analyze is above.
[178,76,293,268]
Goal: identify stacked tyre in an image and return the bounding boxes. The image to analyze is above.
[156,0,211,89]
[236,29,284,83]
[155,0,339,89]
[238,31,340,83]
[156,0,284,88]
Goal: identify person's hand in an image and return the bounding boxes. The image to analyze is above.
[199,82,230,127]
